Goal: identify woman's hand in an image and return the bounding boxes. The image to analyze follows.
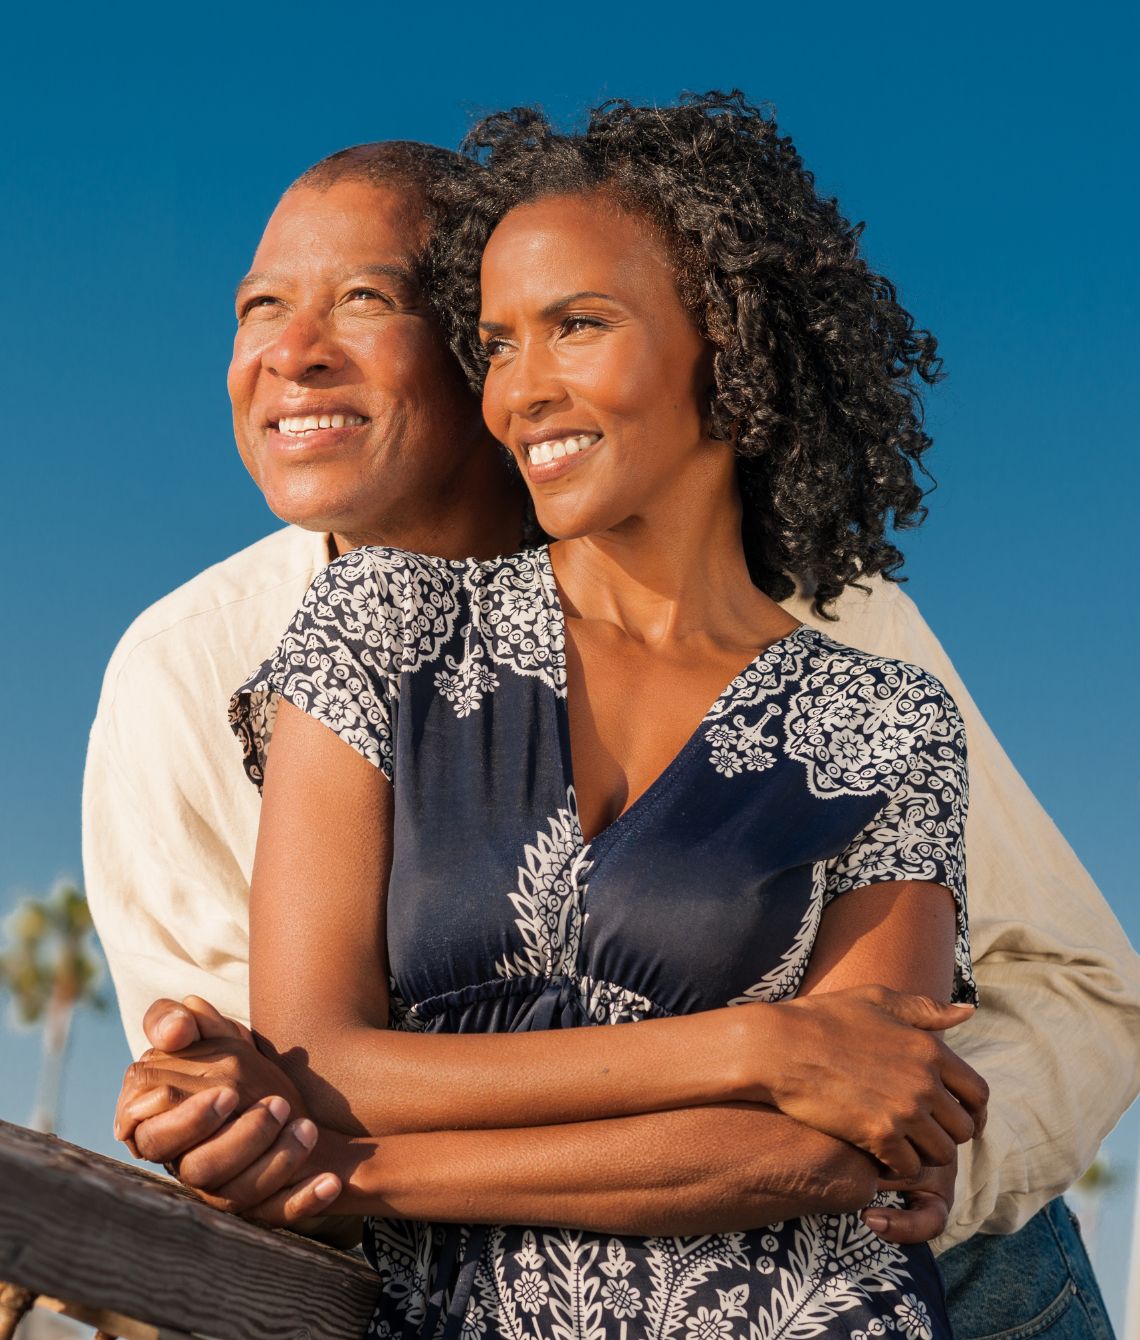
[752,986,987,1179]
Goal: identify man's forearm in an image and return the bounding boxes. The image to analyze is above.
[329,1104,879,1235]
[938,964,1140,1248]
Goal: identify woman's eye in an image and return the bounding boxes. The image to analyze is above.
[560,315,605,336]
[483,337,510,359]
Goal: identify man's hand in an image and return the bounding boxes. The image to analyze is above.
[114,995,341,1214]
[860,1155,958,1244]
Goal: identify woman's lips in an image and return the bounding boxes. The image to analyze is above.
[523,432,602,482]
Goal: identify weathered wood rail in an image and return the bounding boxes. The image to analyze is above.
[0,1121,376,1340]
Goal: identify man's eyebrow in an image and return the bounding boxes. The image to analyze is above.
[354,263,420,288]
[235,271,270,302]
[234,263,420,304]
[479,292,619,333]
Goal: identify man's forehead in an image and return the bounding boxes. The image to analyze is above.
[257,180,429,256]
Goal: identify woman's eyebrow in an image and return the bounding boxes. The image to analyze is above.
[539,291,617,318]
[479,291,620,333]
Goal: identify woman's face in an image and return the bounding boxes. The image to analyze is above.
[479,193,725,541]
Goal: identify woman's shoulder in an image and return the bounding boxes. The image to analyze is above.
[307,545,554,675]
[789,626,967,766]
[311,545,544,617]
[802,626,957,701]
[323,543,541,587]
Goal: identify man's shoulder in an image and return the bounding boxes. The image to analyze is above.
[98,526,329,711]
[783,572,916,644]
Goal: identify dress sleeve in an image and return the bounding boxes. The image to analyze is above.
[229,548,398,789]
[824,677,975,1004]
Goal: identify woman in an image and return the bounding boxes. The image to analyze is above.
[230,92,985,1339]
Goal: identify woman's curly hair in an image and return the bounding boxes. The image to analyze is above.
[431,90,942,614]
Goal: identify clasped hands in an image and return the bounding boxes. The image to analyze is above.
[115,986,987,1244]
[114,996,357,1236]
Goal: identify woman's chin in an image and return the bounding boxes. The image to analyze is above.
[532,503,605,544]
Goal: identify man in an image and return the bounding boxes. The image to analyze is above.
[87,141,1138,1338]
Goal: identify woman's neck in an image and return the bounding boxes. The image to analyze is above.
[550,466,794,651]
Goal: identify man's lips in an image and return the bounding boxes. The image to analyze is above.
[261,410,371,454]
[271,411,369,437]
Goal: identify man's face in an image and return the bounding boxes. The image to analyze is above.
[228,179,486,546]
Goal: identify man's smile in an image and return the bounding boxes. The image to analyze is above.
[275,412,368,437]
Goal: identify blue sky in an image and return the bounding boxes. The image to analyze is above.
[1,0,1137,1327]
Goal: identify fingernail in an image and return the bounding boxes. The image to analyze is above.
[862,1213,888,1234]
[292,1118,318,1150]
[266,1096,291,1124]
[214,1089,239,1119]
[314,1175,340,1201]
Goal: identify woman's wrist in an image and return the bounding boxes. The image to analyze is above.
[722,1003,785,1107]
[321,1128,418,1219]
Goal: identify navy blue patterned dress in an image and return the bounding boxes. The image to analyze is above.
[231,545,973,1340]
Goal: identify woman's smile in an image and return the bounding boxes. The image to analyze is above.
[521,429,603,480]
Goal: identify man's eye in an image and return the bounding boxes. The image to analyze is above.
[239,296,280,320]
[345,288,393,306]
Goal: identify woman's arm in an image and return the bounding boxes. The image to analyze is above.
[324,1103,879,1235]
[250,701,984,1175]
[236,878,965,1234]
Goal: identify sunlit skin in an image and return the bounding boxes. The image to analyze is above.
[229,179,522,558]
[479,194,802,840]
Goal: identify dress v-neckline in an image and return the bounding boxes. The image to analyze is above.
[535,545,810,850]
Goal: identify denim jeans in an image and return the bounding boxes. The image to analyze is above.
[939,1198,1115,1339]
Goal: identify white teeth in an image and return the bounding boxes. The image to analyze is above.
[277,413,366,435]
[527,433,600,465]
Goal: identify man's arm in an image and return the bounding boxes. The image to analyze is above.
[798,578,1140,1247]
[84,633,259,1057]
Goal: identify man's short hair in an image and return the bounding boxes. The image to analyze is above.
[289,141,469,240]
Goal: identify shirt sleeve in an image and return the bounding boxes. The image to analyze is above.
[84,640,260,1058]
[229,548,398,789]
[823,676,975,1005]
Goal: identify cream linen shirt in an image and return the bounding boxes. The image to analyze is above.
[83,524,1140,1251]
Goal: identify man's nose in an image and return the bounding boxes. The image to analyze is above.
[262,312,346,382]
[502,342,566,418]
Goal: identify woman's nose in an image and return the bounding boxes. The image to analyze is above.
[502,343,566,418]
[262,312,346,383]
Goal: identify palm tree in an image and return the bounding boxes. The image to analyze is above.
[0,881,105,1134]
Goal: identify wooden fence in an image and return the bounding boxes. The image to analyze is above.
[0,1121,376,1340]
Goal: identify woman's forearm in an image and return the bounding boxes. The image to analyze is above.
[326,1104,879,1235]
[267,1008,756,1138]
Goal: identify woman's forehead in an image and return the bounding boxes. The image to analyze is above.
[480,193,677,305]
